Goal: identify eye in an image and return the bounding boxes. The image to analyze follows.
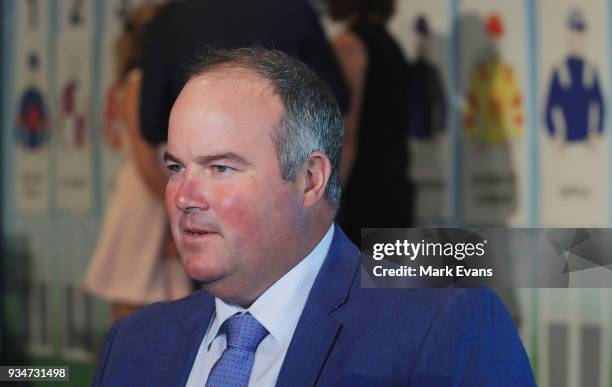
[166,163,183,173]
[214,165,231,173]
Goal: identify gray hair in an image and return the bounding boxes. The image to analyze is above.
[187,47,343,208]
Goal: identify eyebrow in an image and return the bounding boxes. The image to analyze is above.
[163,152,180,163]
[163,151,251,166]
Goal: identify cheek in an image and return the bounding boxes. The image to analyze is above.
[215,180,287,243]
[164,182,178,217]
[216,182,264,228]
[164,184,174,210]
[165,181,183,242]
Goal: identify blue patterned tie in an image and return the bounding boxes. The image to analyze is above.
[206,314,269,387]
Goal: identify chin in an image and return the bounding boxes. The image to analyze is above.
[183,254,227,284]
[202,282,253,307]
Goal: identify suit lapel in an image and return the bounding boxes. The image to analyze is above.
[148,290,216,386]
[276,225,361,386]
[275,303,343,387]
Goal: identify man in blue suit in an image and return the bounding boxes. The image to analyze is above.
[92,48,536,386]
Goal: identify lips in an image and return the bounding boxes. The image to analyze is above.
[180,220,218,237]
[181,228,218,245]
[183,227,213,236]
[178,215,220,241]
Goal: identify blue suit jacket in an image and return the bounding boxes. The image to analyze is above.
[92,226,536,386]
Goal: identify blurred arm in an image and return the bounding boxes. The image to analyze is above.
[333,32,367,185]
[122,72,168,201]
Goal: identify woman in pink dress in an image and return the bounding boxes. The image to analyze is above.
[83,4,191,324]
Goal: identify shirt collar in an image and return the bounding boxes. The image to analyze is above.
[206,224,335,349]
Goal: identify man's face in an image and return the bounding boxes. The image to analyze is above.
[165,69,306,303]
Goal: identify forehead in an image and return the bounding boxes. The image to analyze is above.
[168,68,284,147]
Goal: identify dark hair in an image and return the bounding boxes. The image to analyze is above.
[186,47,344,208]
[326,0,395,22]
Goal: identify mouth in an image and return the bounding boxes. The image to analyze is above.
[185,230,211,236]
[178,216,219,241]
[182,228,217,239]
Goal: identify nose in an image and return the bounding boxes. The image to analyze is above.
[172,174,210,213]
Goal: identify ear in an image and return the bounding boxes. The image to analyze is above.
[301,151,332,208]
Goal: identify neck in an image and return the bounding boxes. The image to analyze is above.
[210,218,335,308]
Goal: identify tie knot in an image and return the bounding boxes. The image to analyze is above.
[223,314,268,352]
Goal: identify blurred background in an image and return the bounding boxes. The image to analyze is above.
[1,0,612,386]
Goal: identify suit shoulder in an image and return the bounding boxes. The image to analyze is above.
[400,288,506,323]
[435,288,509,320]
[349,286,505,330]
[409,288,535,384]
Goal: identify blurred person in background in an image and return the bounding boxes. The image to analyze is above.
[328,0,414,244]
[139,0,349,146]
[83,3,191,324]
[407,15,447,142]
